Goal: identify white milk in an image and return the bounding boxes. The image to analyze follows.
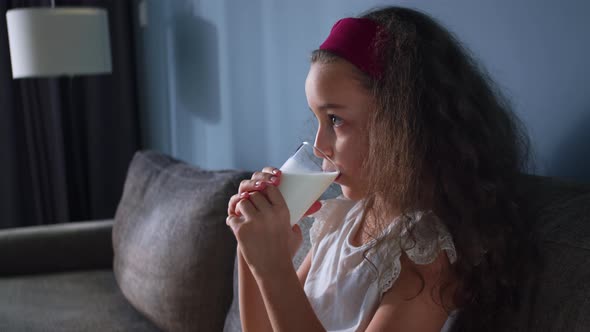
[279,159,339,225]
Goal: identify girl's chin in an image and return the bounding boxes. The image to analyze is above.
[340,185,365,201]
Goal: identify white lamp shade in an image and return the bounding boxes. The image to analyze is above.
[6,7,112,78]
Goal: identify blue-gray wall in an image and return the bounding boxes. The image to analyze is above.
[133,0,590,182]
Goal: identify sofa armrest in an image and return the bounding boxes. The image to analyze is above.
[0,220,114,276]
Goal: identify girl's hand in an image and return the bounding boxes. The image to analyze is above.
[227,167,322,218]
[226,184,301,279]
[227,167,281,217]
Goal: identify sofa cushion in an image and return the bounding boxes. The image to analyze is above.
[0,270,159,331]
[113,151,250,332]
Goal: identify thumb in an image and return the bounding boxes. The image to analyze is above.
[304,200,322,216]
[289,224,303,258]
[292,224,302,239]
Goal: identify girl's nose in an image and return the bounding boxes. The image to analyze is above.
[314,128,334,159]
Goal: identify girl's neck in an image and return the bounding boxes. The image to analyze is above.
[352,197,402,247]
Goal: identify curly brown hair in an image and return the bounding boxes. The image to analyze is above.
[311,6,538,331]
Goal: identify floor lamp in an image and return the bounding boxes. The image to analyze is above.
[5,2,112,78]
[5,2,113,218]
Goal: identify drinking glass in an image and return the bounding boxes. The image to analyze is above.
[278,142,340,226]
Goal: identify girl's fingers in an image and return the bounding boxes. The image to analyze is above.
[228,183,270,216]
[226,214,244,232]
[228,193,239,216]
[263,183,287,207]
[247,191,272,211]
[229,181,269,215]
[228,192,251,216]
[229,167,281,216]
[292,224,302,238]
[304,200,322,216]
[262,167,281,177]
[237,197,258,219]
[248,169,281,188]
[238,179,265,195]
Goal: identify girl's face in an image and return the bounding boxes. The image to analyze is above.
[305,60,374,201]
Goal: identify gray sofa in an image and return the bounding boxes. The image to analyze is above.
[0,220,160,331]
[1,150,589,331]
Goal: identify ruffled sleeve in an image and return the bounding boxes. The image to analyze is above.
[378,211,457,296]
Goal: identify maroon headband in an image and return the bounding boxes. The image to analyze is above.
[319,17,384,79]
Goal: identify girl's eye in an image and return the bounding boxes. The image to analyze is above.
[329,114,343,127]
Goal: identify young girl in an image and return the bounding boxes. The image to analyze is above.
[226,6,536,332]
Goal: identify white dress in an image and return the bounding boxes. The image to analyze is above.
[304,196,459,332]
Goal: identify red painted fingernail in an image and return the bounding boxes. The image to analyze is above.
[272,169,280,175]
[270,176,278,184]
[255,181,261,187]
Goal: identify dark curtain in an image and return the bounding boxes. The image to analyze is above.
[0,0,141,228]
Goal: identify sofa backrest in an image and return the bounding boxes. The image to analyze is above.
[506,174,590,331]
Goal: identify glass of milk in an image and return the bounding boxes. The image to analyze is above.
[278,142,340,226]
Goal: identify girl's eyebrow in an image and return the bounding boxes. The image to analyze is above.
[309,103,347,113]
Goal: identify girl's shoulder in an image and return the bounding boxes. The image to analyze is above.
[399,211,458,265]
[375,211,458,297]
